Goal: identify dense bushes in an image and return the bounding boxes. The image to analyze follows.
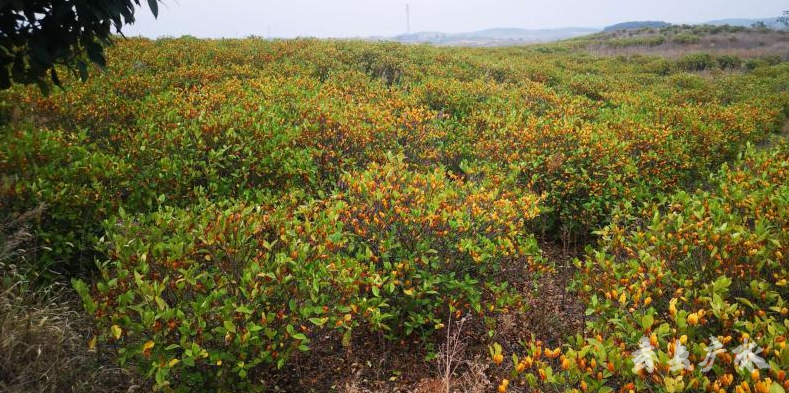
[0,127,140,276]
[4,38,787,261]
[2,37,789,391]
[76,199,364,390]
[504,141,789,392]
[334,155,544,336]
[674,53,747,72]
[77,154,545,390]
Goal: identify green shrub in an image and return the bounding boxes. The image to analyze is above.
[77,154,547,391]
[676,53,717,72]
[334,155,545,337]
[643,58,672,75]
[607,35,665,48]
[508,141,789,393]
[568,74,608,100]
[761,54,783,66]
[76,199,365,391]
[717,54,743,69]
[745,58,771,71]
[671,32,701,44]
[0,126,139,277]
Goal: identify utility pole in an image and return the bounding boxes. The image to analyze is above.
[406,4,411,34]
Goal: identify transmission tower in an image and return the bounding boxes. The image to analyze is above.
[406,4,411,34]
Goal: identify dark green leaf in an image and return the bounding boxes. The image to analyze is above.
[148,0,159,18]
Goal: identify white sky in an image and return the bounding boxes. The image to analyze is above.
[125,0,788,38]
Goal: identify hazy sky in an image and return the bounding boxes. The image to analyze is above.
[125,0,788,38]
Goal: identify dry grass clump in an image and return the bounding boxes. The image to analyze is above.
[2,285,84,392]
[0,205,42,273]
[0,207,140,393]
[416,314,490,393]
[434,314,469,393]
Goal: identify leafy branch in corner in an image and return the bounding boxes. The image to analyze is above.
[0,0,160,93]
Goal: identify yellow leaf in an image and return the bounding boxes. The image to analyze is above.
[88,335,97,351]
[143,341,155,351]
[111,324,122,340]
[169,358,180,367]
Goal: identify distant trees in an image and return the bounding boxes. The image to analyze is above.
[780,11,789,29]
[0,1,159,92]
[751,21,768,31]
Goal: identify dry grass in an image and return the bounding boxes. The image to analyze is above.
[0,207,141,393]
[413,356,490,393]
[434,314,469,393]
[453,358,491,393]
[588,30,789,59]
[0,284,139,393]
[0,205,42,269]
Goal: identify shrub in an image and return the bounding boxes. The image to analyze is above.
[504,141,789,392]
[76,199,365,391]
[78,154,547,390]
[606,35,666,48]
[0,126,139,276]
[744,56,783,72]
[762,55,783,66]
[643,58,672,75]
[568,74,608,100]
[676,53,717,72]
[1,37,788,391]
[717,54,743,70]
[671,32,701,44]
[334,154,545,337]
[745,58,771,71]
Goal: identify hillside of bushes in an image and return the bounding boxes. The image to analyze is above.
[1,36,788,392]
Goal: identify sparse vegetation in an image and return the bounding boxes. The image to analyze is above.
[579,24,789,60]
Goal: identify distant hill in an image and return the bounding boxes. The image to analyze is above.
[603,21,672,32]
[390,27,600,47]
[373,16,786,48]
[705,17,785,30]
